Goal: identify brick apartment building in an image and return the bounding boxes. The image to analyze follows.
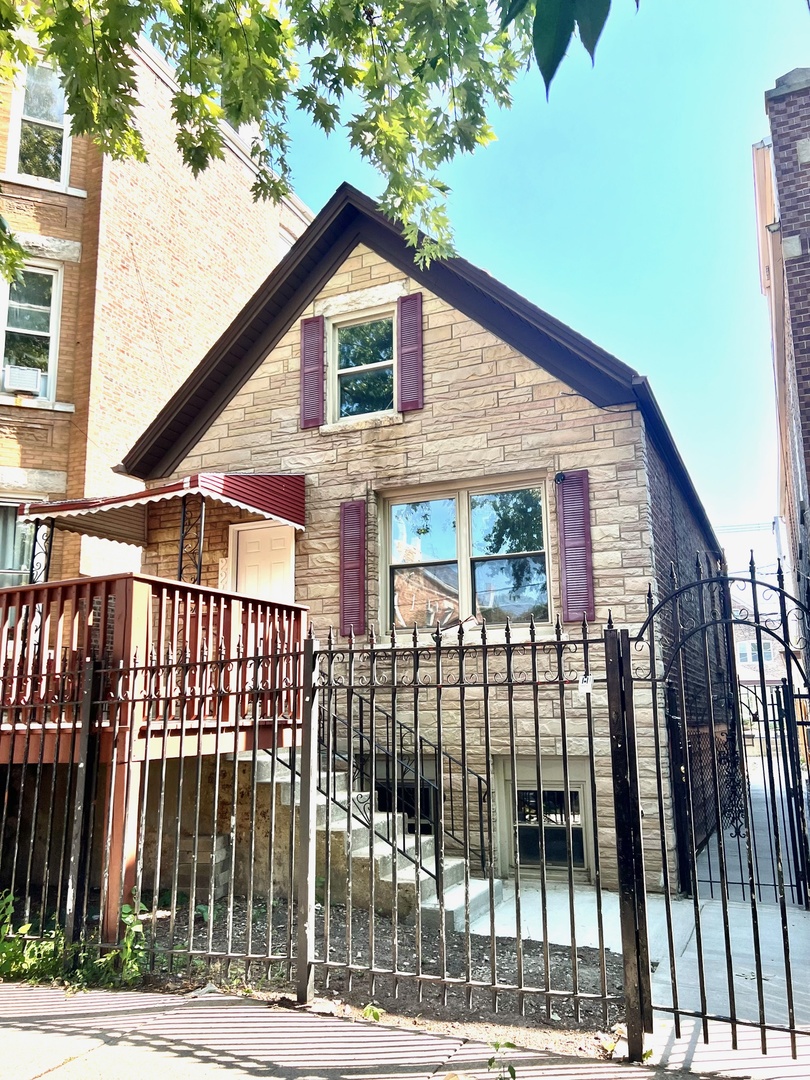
[754,68,810,600]
[0,42,310,585]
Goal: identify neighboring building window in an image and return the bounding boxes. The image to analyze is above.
[738,640,773,664]
[9,64,70,185]
[389,486,548,627]
[516,788,586,869]
[1,265,60,398]
[335,316,394,419]
[0,505,32,586]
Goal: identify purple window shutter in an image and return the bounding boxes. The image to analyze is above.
[556,470,595,624]
[300,316,325,428]
[397,293,423,412]
[340,499,366,637]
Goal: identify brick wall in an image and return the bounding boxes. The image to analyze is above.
[0,44,310,580]
[766,71,810,600]
[79,47,310,510]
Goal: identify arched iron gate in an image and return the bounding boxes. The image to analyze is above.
[612,556,810,1061]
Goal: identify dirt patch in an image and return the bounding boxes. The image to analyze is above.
[146,896,625,1060]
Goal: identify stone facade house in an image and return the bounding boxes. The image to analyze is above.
[0,42,309,585]
[27,184,721,892]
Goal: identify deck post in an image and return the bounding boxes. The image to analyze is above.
[296,635,319,1003]
[101,753,142,945]
[100,577,153,943]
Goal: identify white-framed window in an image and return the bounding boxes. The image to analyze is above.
[0,263,62,400]
[0,504,33,587]
[497,756,594,879]
[737,639,773,664]
[328,309,395,422]
[387,483,549,628]
[516,787,586,869]
[7,63,71,188]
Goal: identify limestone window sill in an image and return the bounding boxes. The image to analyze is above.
[0,173,87,199]
[0,394,75,412]
[320,412,404,436]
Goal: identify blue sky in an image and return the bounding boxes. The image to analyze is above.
[284,1,810,533]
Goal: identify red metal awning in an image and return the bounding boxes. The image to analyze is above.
[19,473,306,546]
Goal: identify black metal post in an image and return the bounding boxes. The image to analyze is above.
[605,628,652,1061]
[63,660,97,967]
[177,494,206,584]
[296,635,319,1003]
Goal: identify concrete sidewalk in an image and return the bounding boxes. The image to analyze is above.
[0,983,709,1080]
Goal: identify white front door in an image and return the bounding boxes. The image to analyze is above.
[233,524,295,603]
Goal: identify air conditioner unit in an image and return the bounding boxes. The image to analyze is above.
[4,365,41,394]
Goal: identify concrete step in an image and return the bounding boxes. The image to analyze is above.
[350,833,437,880]
[421,875,504,933]
[234,749,490,934]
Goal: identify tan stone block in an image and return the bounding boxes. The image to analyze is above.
[520,427,597,450]
[595,504,640,525]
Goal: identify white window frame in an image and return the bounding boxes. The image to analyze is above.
[327,305,398,425]
[0,260,63,403]
[6,62,72,191]
[738,639,773,664]
[496,756,594,880]
[383,477,550,629]
[0,502,33,587]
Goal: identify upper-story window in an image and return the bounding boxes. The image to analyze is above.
[1,264,61,399]
[333,314,395,420]
[299,292,423,428]
[737,639,773,664]
[7,63,70,187]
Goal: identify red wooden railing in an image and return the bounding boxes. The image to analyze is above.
[0,573,308,725]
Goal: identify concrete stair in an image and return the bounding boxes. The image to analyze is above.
[233,751,501,930]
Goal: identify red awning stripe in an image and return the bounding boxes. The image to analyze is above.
[20,473,306,546]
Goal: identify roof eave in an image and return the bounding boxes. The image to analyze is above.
[121,184,640,481]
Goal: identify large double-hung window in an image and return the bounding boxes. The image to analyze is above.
[1,265,60,398]
[389,485,548,628]
[8,63,70,186]
[334,315,395,418]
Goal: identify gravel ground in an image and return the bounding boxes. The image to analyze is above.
[146,897,626,1061]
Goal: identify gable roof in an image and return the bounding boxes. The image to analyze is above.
[121,182,717,548]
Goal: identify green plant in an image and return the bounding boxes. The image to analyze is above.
[0,890,73,982]
[487,1040,518,1080]
[362,1002,385,1022]
[0,889,27,977]
[118,902,147,985]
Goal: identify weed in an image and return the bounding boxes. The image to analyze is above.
[487,1039,518,1080]
[118,902,148,985]
[0,889,148,989]
[362,1002,384,1021]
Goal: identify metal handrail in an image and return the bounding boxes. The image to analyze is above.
[318,693,488,880]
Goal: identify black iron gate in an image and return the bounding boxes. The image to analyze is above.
[1,559,808,1065]
[618,557,810,1061]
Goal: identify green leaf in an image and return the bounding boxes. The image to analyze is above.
[533,0,576,95]
[499,0,533,31]
[575,0,611,61]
